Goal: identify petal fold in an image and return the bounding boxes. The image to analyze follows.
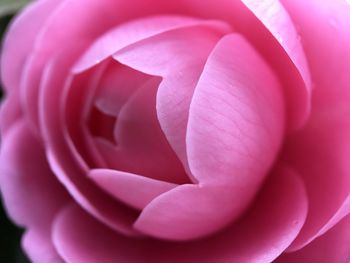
[52,164,308,263]
[89,169,177,210]
[133,33,284,240]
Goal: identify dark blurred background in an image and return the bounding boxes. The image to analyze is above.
[0,1,31,262]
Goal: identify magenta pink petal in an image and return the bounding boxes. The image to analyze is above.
[22,228,64,263]
[0,0,60,92]
[173,0,311,132]
[94,62,153,116]
[74,15,230,73]
[0,120,69,228]
[134,183,247,240]
[132,31,285,239]
[187,32,283,206]
[108,78,188,184]
[63,63,109,170]
[39,52,139,237]
[282,109,350,250]
[88,169,177,210]
[113,23,229,173]
[52,165,307,262]
[112,23,230,75]
[53,204,145,263]
[276,214,350,263]
[0,93,21,136]
[20,0,165,132]
[281,0,350,114]
[241,0,311,129]
[275,0,350,251]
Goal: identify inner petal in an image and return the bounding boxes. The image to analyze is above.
[94,78,190,184]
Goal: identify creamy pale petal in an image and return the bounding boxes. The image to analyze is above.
[89,169,177,210]
[52,165,307,263]
[133,33,284,240]
[280,0,350,250]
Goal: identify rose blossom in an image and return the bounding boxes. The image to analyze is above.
[1,0,350,262]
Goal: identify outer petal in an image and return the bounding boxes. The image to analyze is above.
[0,94,21,136]
[0,120,68,228]
[167,0,311,131]
[0,120,68,262]
[39,51,140,236]
[280,0,350,250]
[276,214,350,263]
[52,165,307,263]
[283,109,350,250]
[0,0,60,92]
[242,0,312,129]
[22,228,64,263]
[53,203,144,263]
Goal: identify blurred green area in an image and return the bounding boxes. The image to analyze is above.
[0,1,31,262]
[0,0,29,17]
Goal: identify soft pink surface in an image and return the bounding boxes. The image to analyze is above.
[53,165,307,263]
[0,120,68,261]
[276,214,350,263]
[0,0,349,262]
[281,0,350,250]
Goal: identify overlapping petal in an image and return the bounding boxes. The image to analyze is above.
[280,0,350,250]
[128,33,284,240]
[277,214,350,263]
[52,165,307,262]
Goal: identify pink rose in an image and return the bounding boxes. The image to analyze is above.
[1,0,350,262]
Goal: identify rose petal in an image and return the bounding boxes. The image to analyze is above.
[74,15,230,73]
[63,62,110,169]
[88,169,177,210]
[283,109,350,250]
[22,228,64,263]
[0,94,21,136]
[94,62,153,116]
[39,52,139,236]
[133,33,284,240]
[280,0,350,250]
[0,0,60,92]
[22,0,174,131]
[177,0,312,130]
[242,0,312,129]
[276,214,350,263]
[104,77,188,184]
[112,23,229,176]
[53,203,144,263]
[52,165,307,263]
[0,120,69,228]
